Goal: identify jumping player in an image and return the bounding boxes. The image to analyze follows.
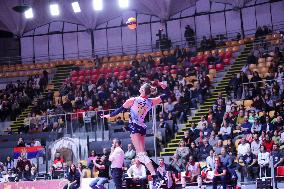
[101,81,169,189]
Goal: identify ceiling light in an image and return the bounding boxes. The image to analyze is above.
[72,2,81,13]
[93,0,103,11]
[119,0,129,8]
[24,8,33,19]
[50,3,60,16]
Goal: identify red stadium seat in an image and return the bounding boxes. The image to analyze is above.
[277,166,284,177]
[190,57,197,64]
[216,63,224,71]
[79,70,85,76]
[85,69,91,76]
[208,64,215,69]
[170,69,177,74]
[91,69,98,75]
[196,55,204,62]
[114,72,120,77]
[164,66,169,71]
[223,58,230,65]
[70,70,78,77]
[171,65,177,69]
[225,52,232,59]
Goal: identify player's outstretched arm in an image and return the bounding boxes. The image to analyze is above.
[100,97,134,119]
[151,81,170,106]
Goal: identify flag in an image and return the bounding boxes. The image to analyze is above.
[13,146,44,159]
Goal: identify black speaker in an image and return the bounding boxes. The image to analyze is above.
[256,177,272,189]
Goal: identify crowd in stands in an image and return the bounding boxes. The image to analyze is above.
[0,138,41,182]
[168,32,284,186]
[18,46,215,135]
[0,71,48,122]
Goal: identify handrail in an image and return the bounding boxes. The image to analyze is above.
[242,77,283,86]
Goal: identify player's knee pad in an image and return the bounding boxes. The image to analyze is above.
[137,152,151,164]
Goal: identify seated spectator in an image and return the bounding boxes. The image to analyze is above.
[261,116,275,133]
[206,149,216,171]
[258,145,270,177]
[237,138,250,160]
[247,51,257,65]
[156,157,176,189]
[89,155,110,189]
[4,156,14,171]
[53,152,64,170]
[241,116,252,134]
[189,142,199,160]
[220,147,233,168]
[198,139,213,160]
[188,123,200,141]
[213,140,223,155]
[181,155,200,187]
[212,156,230,189]
[202,122,213,138]
[272,130,281,145]
[170,153,186,173]
[197,116,208,130]
[219,121,232,140]
[16,155,31,172]
[22,164,32,181]
[200,36,208,51]
[182,130,191,147]
[251,133,261,156]
[124,144,136,168]
[176,140,190,160]
[17,138,26,147]
[251,119,262,134]
[209,131,219,147]
[262,134,274,152]
[239,149,258,181]
[63,163,80,189]
[30,166,37,180]
[126,158,147,189]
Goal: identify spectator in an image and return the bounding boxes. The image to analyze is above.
[219,121,232,140]
[182,130,191,147]
[170,153,186,173]
[181,155,200,187]
[22,164,32,181]
[124,144,136,168]
[189,142,199,160]
[271,144,284,169]
[184,25,195,46]
[156,157,176,189]
[251,133,261,156]
[213,140,223,155]
[53,152,64,170]
[262,134,274,152]
[126,158,147,189]
[3,169,16,182]
[16,155,31,172]
[176,140,190,160]
[206,149,216,170]
[258,145,270,177]
[89,155,110,189]
[4,156,14,171]
[239,149,258,181]
[237,138,250,159]
[17,138,26,147]
[220,147,233,168]
[197,116,207,130]
[198,139,213,161]
[188,123,200,141]
[30,166,38,180]
[63,163,80,189]
[212,156,229,189]
[241,116,252,134]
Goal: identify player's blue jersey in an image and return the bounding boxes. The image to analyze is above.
[129,96,153,128]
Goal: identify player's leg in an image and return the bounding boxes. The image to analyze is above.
[130,133,156,175]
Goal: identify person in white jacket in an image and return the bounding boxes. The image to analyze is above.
[258,145,270,177]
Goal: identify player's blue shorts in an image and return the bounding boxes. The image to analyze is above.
[127,123,146,136]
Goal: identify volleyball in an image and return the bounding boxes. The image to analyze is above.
[126,17,137,30]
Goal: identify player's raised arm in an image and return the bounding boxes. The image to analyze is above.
[151,81,170,106]
[100,97,134,119]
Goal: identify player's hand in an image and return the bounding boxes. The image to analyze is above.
[158,82,167,89]
[100,114,110,119]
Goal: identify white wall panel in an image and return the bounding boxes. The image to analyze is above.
[49,34,63,60]
[255,4,271,27]
[21,37,33,64]
[137,14,151,53]
[34,35,48,62]
[78,32,92,58]
[63,33,78,59]
[242,6,256,36]
[210,13,226,36]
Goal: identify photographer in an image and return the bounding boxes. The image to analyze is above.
[184,25,195,46]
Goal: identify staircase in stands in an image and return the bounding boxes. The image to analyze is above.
[9,64,77,133]
[160,42,254,156]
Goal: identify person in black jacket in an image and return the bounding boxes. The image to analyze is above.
[63,164,81,189]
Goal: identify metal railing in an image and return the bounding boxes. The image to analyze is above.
[27,104,164,141]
